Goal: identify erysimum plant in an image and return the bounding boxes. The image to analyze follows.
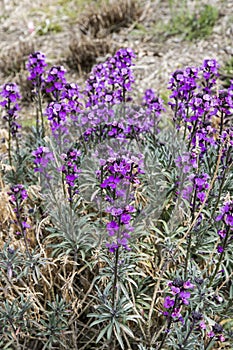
[0,48,232,350]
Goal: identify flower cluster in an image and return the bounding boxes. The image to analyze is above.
[98,151,144,252]
[163,278,194,324]
[61,83,82,118]
[45,65,67,100]
[32,146,54,174]
[182,172,210,207]
[0,83,21,137]
[8,184,30,235]
[167,59,230,144]
[216,199,233,227]
[142,88,165,118]
[207,323,225,342]
[26,51,47,84]
[168,66,199,127]
[61,148,81,188]
[200,59,220,93]
[85,48,135,107]
[45,101,70,136]
[175,151,198,174]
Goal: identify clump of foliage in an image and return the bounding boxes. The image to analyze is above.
[0,47,233,350]
[163,3,218,41]
[220,56,233,88]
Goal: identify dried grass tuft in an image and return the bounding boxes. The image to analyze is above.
[78,0,142,38]
[66,35,117,73]
[0,40,34,77]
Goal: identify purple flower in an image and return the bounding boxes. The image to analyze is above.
[183,280,194,289]
[217,245,224,253]
[179,291,191,305]
[216,200,233,227]
[45,65,67,100]
[142,89,165,119]
[8,184,30,238]
[8,184,28,204]
[85,48,135,107]
[106,221,119,236]
[0,83,21,137]
[32,146,54,173]
[164,296,175,309]
[120,213,131,224]
[45,101,70,135]
[171,286,180,295]
[62,148,81,188]
[26,51,47,83]
[22,221,31,229]
[0,83,21,104]
[106,242,119,253]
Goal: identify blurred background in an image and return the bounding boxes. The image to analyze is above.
[0,0,232,107]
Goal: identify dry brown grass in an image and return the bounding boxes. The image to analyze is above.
[66,35,118,73]
[78,0,142,38]
[0,40,34,77]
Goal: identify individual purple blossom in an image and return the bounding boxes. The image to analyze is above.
[199,320,206,329]
[183,280,194,289]
[218,229,226,239]
[179,291,191,305]
[164,296,175,309]
[217,245,224,253]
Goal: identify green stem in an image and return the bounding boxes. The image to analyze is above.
[37,84,44,138]
[16,201,31,258]
[211,147,232,219]
[8,119,12,166]
[100,166,103,224]
[208,226,230,287]
[156,295,178,350]
[181,319,195,348]
[184,187,197,278]
[204,338,215,350]
[112,247,119,310]
[112,216,122,310]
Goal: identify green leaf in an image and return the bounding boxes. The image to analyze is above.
[96,324,110,343]
[119,323,134,338]
[114,322,124,350]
